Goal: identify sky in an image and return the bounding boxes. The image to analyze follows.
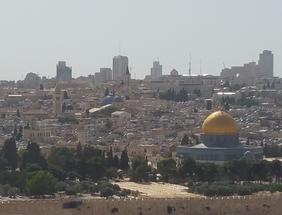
[0,0,281,80]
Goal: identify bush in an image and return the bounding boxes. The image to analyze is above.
[119,189,131,197]
[55,181,67,192]
[27,171,57,195]
[97,181,120,197]
[190,181,270,197]
[236,186,252,196]
[0,184,18,197]
[80,181,99,193]
[269,184,282,193]
[65,183,83,195]
[100,187,114,197]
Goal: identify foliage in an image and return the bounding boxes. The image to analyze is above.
[119,150,129,170]
[65,183,83,195]
[21,142,47,170]
[27,171,57,195]
[157,159,177,182]
[104,88,109,97]
[0,184,18,197]
[264,144,282,157]
[98,182,121,197]
[181,134,190,145]
[130,159,151,182]
[47,147,75,176]
[190,181,271,197]
[159,88,190,102]
[2,138,18,170]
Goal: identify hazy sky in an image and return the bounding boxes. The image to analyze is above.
[0,0,281,80]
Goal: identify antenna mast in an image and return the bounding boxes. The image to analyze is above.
[189,54,192,76]
[118,41,121,55]
[200,59,202,75]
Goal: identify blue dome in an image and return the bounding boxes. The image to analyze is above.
[101,95,123,105]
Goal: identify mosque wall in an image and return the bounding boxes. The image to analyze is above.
[0,195,281,215]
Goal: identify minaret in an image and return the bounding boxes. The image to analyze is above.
[54,84,63,117]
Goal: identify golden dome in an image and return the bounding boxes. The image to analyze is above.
[202,111,238,135]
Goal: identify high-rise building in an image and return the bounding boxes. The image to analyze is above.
[221,50,274,85]
[113,56,128,81]
[258,50,274,78]
[100,68,112,81]
[150,61,162,80]
[56,61,72,82]
[95,68,112,86]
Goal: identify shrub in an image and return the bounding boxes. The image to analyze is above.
[269,184,282,193]
[27,171,57,195]
[55,181,67,192]
[65,183,83,195]
[100,187,114,197]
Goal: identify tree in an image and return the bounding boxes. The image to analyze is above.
[120,150,129,170]
[193,89,202,97]
[105,119,112,131]
[271,160,282,182]
[176,88,188,102]
[63,91,69,99]
[21,142,47,170]
[62,102,67,113]
[47,147,75,174]
[76,142,83,159]
[106,147,114,168]
[113,155,120,169]
[251,161,270,181]
[0,150,8,172]
[157,159,177,181]
[85,157,106,181]
[179,158,197,179]
[27,171,57,195]
[181,134,190,145]
[223,160,253,181]
[2,138,18,170]
[16,109,20,118]
[130,159,151,182]
[135,165,150,182]
[104,88,109,97]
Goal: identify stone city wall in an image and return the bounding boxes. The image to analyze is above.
[0,195,281,215]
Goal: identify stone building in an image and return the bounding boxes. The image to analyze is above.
[177,111,263,163]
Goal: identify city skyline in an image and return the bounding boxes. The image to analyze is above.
[0,0,281,80]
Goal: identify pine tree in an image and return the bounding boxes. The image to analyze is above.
[181,134,189,145]
[16,109,21,118]
[3,138,18,170]
[113,155,120,169]
[76,142,82,158]
[120,150,129,170]
[62,102,67,113]
[106,147,114,167]
[104,88,109,97]
[21,142,47,170]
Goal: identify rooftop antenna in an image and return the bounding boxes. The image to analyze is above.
[189,54,192,76]
[118,41,122,55]
[200,59,202,75]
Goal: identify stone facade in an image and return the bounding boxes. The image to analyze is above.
[0,195,281,215]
